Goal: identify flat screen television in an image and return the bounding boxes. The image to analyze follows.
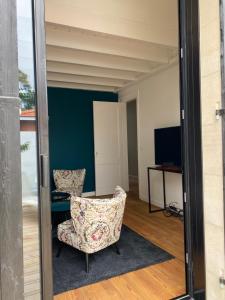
[154,126,181,167]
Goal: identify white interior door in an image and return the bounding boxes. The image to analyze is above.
[93,101,128,196]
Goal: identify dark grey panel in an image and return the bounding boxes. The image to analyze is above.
[0,98,23,300]
[0,0,18,97]
[0,0,23,299]
[0,106,24,298]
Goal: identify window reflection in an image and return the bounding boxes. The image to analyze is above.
[17,0,41,299]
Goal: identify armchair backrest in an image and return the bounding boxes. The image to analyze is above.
[70,186,126,254]
[53,169,86,196]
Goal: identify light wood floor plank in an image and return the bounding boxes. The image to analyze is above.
[23,204,41,300]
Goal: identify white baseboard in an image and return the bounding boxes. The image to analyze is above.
[139,194,164,208]
[139,194,148,203]
[82,191,96,197]
[150,200,164,209]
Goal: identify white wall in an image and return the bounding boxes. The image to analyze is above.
[119,64,183,209]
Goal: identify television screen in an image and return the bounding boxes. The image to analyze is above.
[154,126,181,167]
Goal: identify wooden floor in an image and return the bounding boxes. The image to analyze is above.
[55,193,185,300]
[23,204,41,300]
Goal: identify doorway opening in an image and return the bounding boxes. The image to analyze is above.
[126,99,139,197]
[44,0,186,297]
[15,0,204,300]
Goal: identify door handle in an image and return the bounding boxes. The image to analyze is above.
[40,154,49,188]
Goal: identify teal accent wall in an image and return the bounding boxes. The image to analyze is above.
[48,87,118,192]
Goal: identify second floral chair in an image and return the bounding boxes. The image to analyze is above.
[53,168,86,197]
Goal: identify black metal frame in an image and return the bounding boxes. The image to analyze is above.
[178,0,205,299]
[0,0,205,298]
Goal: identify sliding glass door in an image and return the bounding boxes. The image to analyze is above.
[17,1,41,298]
[17,0,52,299]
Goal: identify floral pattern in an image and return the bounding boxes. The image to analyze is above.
[53,169,86,196]
[57,186,127,254]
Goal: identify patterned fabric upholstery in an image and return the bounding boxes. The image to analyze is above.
[53,169,86,197]
[58,186,127,254]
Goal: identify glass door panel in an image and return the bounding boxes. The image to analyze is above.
[17,1,41,299]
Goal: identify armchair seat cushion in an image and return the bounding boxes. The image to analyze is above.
[58,219,81,249]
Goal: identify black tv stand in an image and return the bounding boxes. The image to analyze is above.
[147,165,183,213]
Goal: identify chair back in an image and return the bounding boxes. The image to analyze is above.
[53,169,86,196]
[70,186,126,253]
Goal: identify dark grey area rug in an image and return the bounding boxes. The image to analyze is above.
[53,225,174,295]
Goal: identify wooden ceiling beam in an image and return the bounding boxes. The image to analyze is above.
[46,23,176,64]
[47,71,127,87]
[46,61,140,81]
[47,80,117,92]
[46,45,160,73]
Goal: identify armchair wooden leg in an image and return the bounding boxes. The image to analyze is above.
[85,253,89,273]
[56,241,64,258]
[115,242,120,255]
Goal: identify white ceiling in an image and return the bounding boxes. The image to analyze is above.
[45,0,179,92]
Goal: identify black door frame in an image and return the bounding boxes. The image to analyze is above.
[0,0,206,299]
[177,0,205,299]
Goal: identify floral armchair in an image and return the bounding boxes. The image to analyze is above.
[57,186,127,272]
[53,169,86,197]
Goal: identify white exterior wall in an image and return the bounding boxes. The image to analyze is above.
[199,0,225,299]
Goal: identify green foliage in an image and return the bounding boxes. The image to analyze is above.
[20,142,30,152]
[19,90,35,110]
[19,69,30,86]
[19,69,35,110]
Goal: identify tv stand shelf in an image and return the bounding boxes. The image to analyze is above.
[147,165,183,213]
